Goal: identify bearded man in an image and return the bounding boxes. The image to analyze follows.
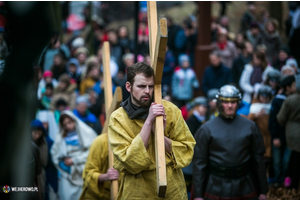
[108,62,196,199]
[193,85,268,200]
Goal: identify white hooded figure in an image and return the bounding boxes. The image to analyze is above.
[50,110,97,200]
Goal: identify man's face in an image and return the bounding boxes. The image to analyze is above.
[77,53,86,64]
[209,99,217,110]
[32,130,43,142]
[89,67,100,79]
[210,55,220,67]
[267,23,275,33]
[54,56,62,65]
[245,42,253,55]
[248,4,256,14]
[286,81,297,94]
[126,73,154,107]
[125,58,134,67]
[69,64,77,73]
[279,51,288,61]
[58,82,67,91]
[77,103,87,115]
[119,27,128,38]
[108,31,118,43]
[195,105,207,116]
[45,87,53,97]
[250,27,259,36]
[221,101,238,116]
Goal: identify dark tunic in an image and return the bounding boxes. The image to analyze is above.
[186,114,203,136]
[193,115,268,199]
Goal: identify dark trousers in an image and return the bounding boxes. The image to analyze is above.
[287,150,300,189]
[272,145,291,183]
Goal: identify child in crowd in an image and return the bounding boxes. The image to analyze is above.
[172,54,200,108]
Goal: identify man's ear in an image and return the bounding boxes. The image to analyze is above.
[125,81,131,93]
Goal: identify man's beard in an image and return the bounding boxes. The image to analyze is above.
[131,93,152,107]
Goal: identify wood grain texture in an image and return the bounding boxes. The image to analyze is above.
[147,1,157,66]
[102,41,119,200]
[147,2,168,197]
[101,87,123,134]
[152,18,168,85]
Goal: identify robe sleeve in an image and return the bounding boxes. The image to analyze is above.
[167,107,196,169]
[82,134,109,198]
[276,98,290,127]
[108,113,154,174]
[193,126,210,198]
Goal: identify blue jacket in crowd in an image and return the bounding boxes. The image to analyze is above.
[172,67,199,101]
[202,63,232,96]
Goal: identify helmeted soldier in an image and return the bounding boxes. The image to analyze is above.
[193,85,268,200]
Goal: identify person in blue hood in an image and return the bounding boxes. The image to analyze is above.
[67,58,81,87]
[30,119,59,200]
[172,54,200,108]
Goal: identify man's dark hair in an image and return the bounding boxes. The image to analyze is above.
[281,75,295,92]
[46,83,53,90]
[239,42,246,51]
[56,99,67,108]
[127,62,154,85]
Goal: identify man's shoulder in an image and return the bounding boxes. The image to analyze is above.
[187,114,198,123]
[286,92,300,101]
[235,115,256,127]
[203,115,255,127]
[162,100,180,112]
[221,64,231,72]
[201,117,219,129]
[89,133,108,157]
[110,107,127,119]
[91,133,108,147]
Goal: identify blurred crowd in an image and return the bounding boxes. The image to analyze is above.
[0,1,296,200]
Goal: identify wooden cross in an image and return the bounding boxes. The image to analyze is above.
[147,1,168,198]
[102,41,123,200]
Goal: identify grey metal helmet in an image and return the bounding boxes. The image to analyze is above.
[216,85,242,102]
[193,96,208,106]
[216,85,241,119]
[207,88,219,101]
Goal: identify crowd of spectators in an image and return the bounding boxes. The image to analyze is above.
[16,1,300,199]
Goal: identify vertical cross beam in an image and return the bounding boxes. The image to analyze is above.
[102,41,119,200]
[147,2,168,198]
[147,1,158,65]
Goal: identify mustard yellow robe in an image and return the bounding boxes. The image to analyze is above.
[80,133,110,200]
[108,100,196,200]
